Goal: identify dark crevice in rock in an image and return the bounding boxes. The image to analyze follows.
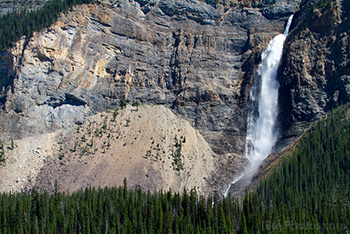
[44,94,87,109]
[168,31,183,91]
[277,0,350,150]
[0,0,310,194]
[18,34,32,67]
[134,0,149,8]
[0,51,16,107]
[0,96,6,109]
[241,30,250,54]
[64,94,87,106]
[90,17,112,28]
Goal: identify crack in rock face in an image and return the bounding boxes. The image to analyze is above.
[0,0,305,194]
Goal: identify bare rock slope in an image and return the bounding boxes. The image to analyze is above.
[0,0,300,194]
[1,105,216,195]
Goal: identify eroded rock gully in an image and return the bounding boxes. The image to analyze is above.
[0,0,302,194]
[277,0,350,148]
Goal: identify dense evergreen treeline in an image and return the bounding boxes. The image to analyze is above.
[1,105,350,233]
[0,179,241,233]
[243,104,350,233]
[0,0,96,51]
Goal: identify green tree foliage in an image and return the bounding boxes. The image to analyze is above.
[313,0,335,10]
[0,184,240,233]
[0,0,96,51]
[242,103,350,233]
[0,104,350,233]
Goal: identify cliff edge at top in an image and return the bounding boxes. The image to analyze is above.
[0,0,300,194]
[277,0,350,148]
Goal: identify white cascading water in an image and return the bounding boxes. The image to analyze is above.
[245,15,294,172]
[224,15,293,197]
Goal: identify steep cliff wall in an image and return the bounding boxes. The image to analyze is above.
[277,0,350,147]
[0,0,300,194]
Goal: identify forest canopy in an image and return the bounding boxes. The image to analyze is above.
[0,0,96,51]
[0,104,350,233]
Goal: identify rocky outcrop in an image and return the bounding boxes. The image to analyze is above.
[0,0,48,15]
[277,0,350,147]
[0,105,217,195]
[0,0,300,194]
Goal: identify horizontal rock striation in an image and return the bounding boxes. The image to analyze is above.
[0,0,299,193]
[277,0,350,148]
[0,0,49,16]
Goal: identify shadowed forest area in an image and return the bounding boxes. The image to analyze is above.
[1,104,349,233]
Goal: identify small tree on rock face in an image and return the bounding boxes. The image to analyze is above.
[120,97,127,109]
[113,108,119,122]
[123,178,128,199]
[0,141,5,164]
[10,139,14,150]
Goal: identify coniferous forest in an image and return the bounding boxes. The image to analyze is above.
[0,180,240,234]
[0,0,96,51]
[1,0,350,233]
[0,104,350,233]
[242,104,350,233]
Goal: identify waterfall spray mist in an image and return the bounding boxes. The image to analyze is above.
[223,15,293,197]
[245,15,294,174]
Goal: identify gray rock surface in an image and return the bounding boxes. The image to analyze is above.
[0,0,49,16]
[0,0,301,193]
[277,0,350,148]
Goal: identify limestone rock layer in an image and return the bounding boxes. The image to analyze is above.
[7,0,344,194]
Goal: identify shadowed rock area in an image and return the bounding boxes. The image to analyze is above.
[0,0,305,194]
[277,0,350,149]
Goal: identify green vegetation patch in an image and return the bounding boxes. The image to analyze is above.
[0,181,240,233]
[0,0,96,51]
[1,104,350,233]
[313,0,335,10]
[242,104,350,233]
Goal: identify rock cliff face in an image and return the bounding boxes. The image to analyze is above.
[0,0,49,16]
[277,0,350,147]
[0,0,302,194]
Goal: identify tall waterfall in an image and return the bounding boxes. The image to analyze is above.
[245,15,294,173]
[223,15,293,197]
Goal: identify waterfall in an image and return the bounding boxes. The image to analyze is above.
[223,15,293,196]
[245,15,293,170]
[223,174,244,197]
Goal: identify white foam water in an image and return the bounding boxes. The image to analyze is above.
[223,15,294,196]
[223,174,244,197]
[245,15,294,173]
